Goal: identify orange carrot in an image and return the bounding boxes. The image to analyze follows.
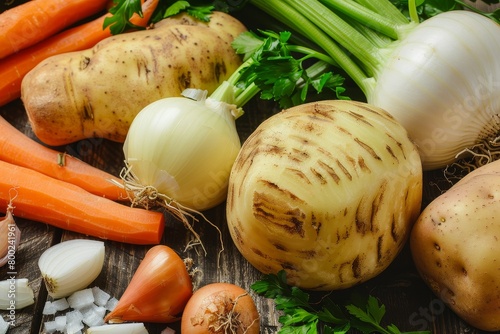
[0,0,109,59]
[0,0,158,107]
[0,116,128,200]
[0,160,165,245]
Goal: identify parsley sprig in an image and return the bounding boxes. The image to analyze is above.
[226,30,348,108]
[251,270,431,334]
[104,0,215,34]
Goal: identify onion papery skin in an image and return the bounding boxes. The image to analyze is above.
[226,100,423,291]
[104,245,193,323]
[181,283,260,334]
[123,97,241,211]
[368,10,500,171]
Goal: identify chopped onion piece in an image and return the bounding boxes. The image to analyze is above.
[38,239,105,299]
[66,320,84,334]
[0,278,34,310]
[43,301,57,315]
[86,323,149,334]
[44,321,57,333]
[52,298,70,311]
[0,316,8,334]
[54,315,66,331]
[66,309,84,324]
[82,304,106,327]
[68,288,95,310]
[92,287,110,307]
[104,297,118,311]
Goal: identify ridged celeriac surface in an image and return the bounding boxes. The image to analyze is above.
[227,100,423,290]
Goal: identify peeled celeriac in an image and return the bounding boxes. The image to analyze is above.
[410,159,500,331]
[226,100,422,290]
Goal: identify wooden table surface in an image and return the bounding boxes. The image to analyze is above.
[1,3,499,334]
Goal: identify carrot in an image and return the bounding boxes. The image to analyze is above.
[0,160,165,245]
[0,116,128,200]
[0,0,109,59]
[0,0,158,107]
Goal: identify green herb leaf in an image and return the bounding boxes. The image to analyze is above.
[186,5,214,21]
[252,270,432,334]
[104,0,216,35]
[163,0,191,17]
[232,30,347,108]
[104,0,144,35]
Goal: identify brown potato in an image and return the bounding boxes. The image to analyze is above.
[21,11,246,146]
[411,159,500,331]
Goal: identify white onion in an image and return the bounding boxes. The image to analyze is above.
[122,89,242,213]
[38,239,105,299]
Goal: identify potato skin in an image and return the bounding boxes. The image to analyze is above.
[21,11,246,146]
[411,159,500,331]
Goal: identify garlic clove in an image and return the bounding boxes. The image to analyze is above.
[0,209,21,267]
[38,239,105,299]
[0,278,35,310]
[86,323,149,334]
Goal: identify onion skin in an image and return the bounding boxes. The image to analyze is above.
[226,100,422,291]
[0,209,20,267]
[104,245,192,323]
[181,283,260,334]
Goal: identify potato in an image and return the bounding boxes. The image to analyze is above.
[21,11,246,146]
[410,159,500,331]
